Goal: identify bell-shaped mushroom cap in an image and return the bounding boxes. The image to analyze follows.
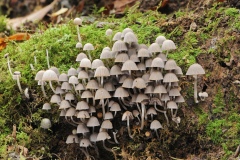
[77,111,90,118]
[80,138,92,147]
[87,116,100,127]
[119,75,128,84]
[92,59,104,69]
[106,29,113,36]
[94,66,110,77]
[60,110,66,117]
[169,88,181,97]
[145,58,153,68]
[132,78,146,89]
[81,90,93,98]
[163,73,179,83]
[90,132,98,142]
[137,44,148,50]
[104,81,115,92]
[83,43,94,51]
[136,93,149,103]
[35,70,45,81]
[174,66,183,75]
[59,100,71,109]
[59,73,68,82]
[50,94,61,104]
[142,73,150,83]
[175,95,185,103]
[76,52,87,62]
[165,59,178,70]
[61,82,72,90]
[199,92,208,98]
[137,63,146,71]
[104,112,113,120]
[110,65,123,76]
[101,120,113,129]
[65,92,75,101]
[122,111,134,121]
[186,63,205,75]
[97,131,111,141]
[74,17,82,25]
[122,77,133,88]
[69,76,79,84]
[151,57,164,68]
[130,53,140,63]
[161,93,170,102]
[112,40,127,52]
[153,85,167,94]
[86,79,99,90]
[100,49,113,59]
[114,86,129,97]
[162,40,176,51]
[150,120,163,130]
[68,67,77,76]
[40,118,51,129]
[110,102,121,112]
[133,110,140,117]
[49,66,60,76]
[66,134,79,144]
[112,32,122,41]
[149,43,161,54]
[138,48,150,58]
[115,53,129,63]
[167,101,178,109]
[65,107,76,117]
[76,101,89,110]
[42,70,58,81]
[149,71,163,81]
[76,42,82,48]
[75,83,85,91]
[80,58,91,68]
[147,107,157,115]
[157,53,167,62]
[155,35,166,45]
[89,106,96,114]
[121,28,133,38]
[95,88,111,100]
[145,85,154,94]
[121,60,138,71]
[78,70,89,79]
[123,32,138,44]
[42,103,51,110]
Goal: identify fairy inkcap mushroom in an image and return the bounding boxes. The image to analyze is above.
[76,52,88,62]
[95,88,111,118]
[155,35,166,46]
[73,17,82,43]
[186,63,205,103]
[42,69,59,94]
[112,32,122,41]
[83,43,94,61]
[42,103,51,111]
[123,32,138,47]
[13,71,23,93]
[40,118,52,129]
[198,91,208,101]
[162,40,177,57]
[94,66,110,87]
[150,120,163,141]
[122,111,134,138]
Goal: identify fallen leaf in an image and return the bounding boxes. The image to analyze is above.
[114,0,137,14]
[7,0,58,30]
[50,7,68,17]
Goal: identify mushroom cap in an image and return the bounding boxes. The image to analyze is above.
[151,57,164,68]
[61,82,72,90]
[136,93,149,103]
[65,107,76,117]
[167,101,178,109]
[92,59,104,69]
[153,85,167,94]
[80,58,91,68]
[105,29,113,36]
[73,17,82,25]
[169,88,181,97]
[77,111,90,118]
[104,81,116,92]
[137,44,148,50]
[161,93,170,102]
[60,110,66,117]
[149,71,163,81]
[113,32,122,41]
[157,53,167,61]
[122,77,134,88]
[42,70,58,81]
[123,32,138,44]
[42,103,51,110]
[86,79,99,90]
[186,63,205,75]
[50,94,61,104]
[76,42,82,48]
[132,78,146,89]
[59,100,71,109]
[165,59,178,70]
[146,107,157,115]
[68,67,77,76]
[112,40,127,52]
[101,120,113,129]
[142,73,150,83]
[87,116,100,127]
[149,42,161,53]
[95,66,110,78]
[65,92,75,101]
[130,53,140,63]
[133,110,140,117]
[78,70,89,79]
[121,28,133,38]
[163,73,179,83]
[144,85,154,94]
[95,88,111,100]
[69,76,79,84]
[174,66,183,75]
[49,67,60,76]
[80,138,92,147]
[100,49,113,59]
[83,43,94,51]
[59,73,68,82]
[150,120,162,130]
[145,58,153,68]
[122,111,133,121]
[66,134,79,144]
[97,131,111,141]
[104,112,113,120]
[110,65,123,76]
[199,92,208,97]
[40,118,52,129]
[35,70,45,81]
[110,102,121,112]
[155,35,166,45]
[138,48,150,58]
[81,90,93,98]
[115,53,129,63]
[119,75,128,84]
[76,53,88,62]
[90,132,98,142]
[76,101,89,110]
[114,86,129,97]
[175,95,185,103]
[121,60,138,71]
[137,62,146,71]
[162,40,176,51]
[75,83,85,91]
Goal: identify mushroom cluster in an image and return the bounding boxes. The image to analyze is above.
[34,18,206,159]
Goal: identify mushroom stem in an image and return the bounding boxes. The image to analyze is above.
[118,97,128,110]
[113,131,119,144]
[101,76,103,87]
[16,75,23,93]
[101,99,106,119]
[49,81,56,94]
[193,75,199,103]
[65,116,77,126]
[140,103,146,130]
[6,56,13,76]
[102,140,117,160]
[76,26,82,43]
[154,102,169,126]
[155,129,160,141]
[34,55,37,64]
[127,116,133,138]
[80,148,90,160]
[87,51,92,61]
[46,49,50,69]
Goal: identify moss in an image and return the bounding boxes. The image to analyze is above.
[0,15,7,32]
[224,8,239,17]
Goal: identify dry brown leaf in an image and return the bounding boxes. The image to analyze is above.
[50,7,68,17]
[114,0,137,14]
[7,0,58,30]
